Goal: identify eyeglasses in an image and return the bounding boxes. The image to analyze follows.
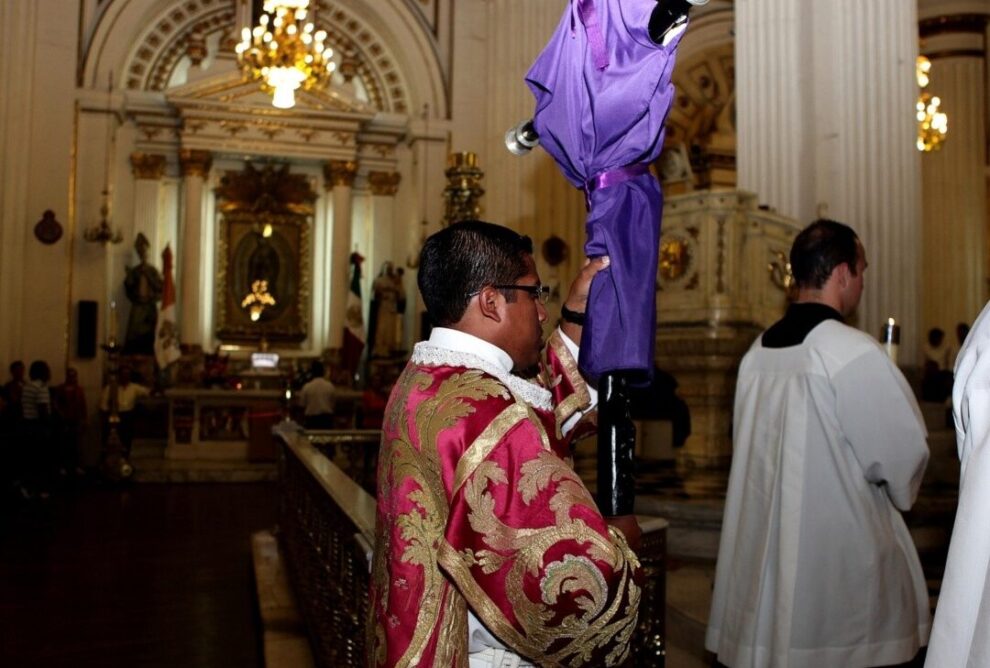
[469,284,551,305]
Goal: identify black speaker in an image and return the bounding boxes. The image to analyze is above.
[77,300,98,358]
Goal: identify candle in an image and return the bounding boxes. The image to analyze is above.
[880,317,900,365]
[109,300,118,347]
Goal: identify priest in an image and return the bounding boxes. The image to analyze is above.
[706,219,930,667]
[367,221,641,667]
[925,300,990,667]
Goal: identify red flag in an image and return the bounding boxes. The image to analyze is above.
[155,245,181,369]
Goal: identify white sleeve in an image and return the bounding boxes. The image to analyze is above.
[833,348,929,511]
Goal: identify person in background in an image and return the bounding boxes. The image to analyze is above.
[20,360,54,499]
[54,367,88,477]
[706,219,930,667]
[100,365,150,459]
[921,327,953,403]
[1,360,26,495]
[297,361,336,430]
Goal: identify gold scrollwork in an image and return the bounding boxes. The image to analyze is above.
[767,250,795,293]
[658,236,692,282]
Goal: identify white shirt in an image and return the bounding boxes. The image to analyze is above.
[298,377,336,416]
[926,301,990,667]
[425,327,597,658]
[100,383,150,412]
[706,319,931,668]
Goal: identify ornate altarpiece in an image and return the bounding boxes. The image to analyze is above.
[214,163,315,344]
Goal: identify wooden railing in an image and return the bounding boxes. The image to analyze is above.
[274,423,668,667]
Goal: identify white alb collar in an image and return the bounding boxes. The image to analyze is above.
[410,327,552,411]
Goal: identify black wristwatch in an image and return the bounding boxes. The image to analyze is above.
[560,304,586,326]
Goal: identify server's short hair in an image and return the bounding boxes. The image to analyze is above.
[789,219,860,289]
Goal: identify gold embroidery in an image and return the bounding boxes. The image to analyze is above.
[376,359,638,668]
[544,331,592,433]
[453,402,528,494]
[383,368,510,666]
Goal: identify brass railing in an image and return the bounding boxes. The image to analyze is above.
[274,423,668,667]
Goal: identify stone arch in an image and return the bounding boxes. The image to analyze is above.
[81,0,447,116]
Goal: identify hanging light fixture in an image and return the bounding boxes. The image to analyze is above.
[916,55,948,152]
[84,73,124,245]
[235,0,336,109]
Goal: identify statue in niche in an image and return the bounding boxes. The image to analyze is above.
[368,262,400,358]
[123,233,164,355]
[247,226,281,311]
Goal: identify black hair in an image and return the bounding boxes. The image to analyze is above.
[927,328,945,347]
[789,219,861,289]
[418,220,534,327]
[28,360,50,382]
[10,360,24,374]
[310,361,325,378]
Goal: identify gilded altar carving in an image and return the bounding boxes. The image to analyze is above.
[324,160,359,189]
[130,152,167,179]
[214,163,314,343]
[178,149,212,178]
[368,171,401,197]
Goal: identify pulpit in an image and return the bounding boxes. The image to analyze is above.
[655,191,802,472]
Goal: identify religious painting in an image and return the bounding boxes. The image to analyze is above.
[214,163,315,344]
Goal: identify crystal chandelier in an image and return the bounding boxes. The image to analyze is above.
[235,0,336,109]
[916,56,948,152]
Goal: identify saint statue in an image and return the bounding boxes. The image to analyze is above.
[369,262,399,358]
[123,233,164,355]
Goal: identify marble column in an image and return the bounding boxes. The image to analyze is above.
[919,15,989,338]
[368,170,403,351]
[130,153,167,261]
[736,0,922,362]
[178,149,212,348]
[323,160,358,349]
[367,170,401,273]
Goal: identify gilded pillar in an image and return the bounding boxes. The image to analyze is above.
[920,14,989,338]
[178,149,212,347]
[324,160,358,349]
[130,153,167,260]
[736,0,922,362]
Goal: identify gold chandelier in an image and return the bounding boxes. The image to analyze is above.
[916,56,948,152]
[235,0,336,109]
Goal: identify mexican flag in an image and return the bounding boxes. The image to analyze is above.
[154,245,182,369]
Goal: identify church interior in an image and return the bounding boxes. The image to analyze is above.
[1,0,988,665]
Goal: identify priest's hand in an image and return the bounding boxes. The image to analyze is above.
[560,255,609,344]
[606,514,642,553]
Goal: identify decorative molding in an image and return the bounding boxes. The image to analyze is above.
[323,160,358,189]
[123,0,411,114]
[130,152,167,179]
[367,171,401,196]
[178,149,213,177]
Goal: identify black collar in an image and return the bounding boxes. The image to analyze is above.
[761,302,844,349]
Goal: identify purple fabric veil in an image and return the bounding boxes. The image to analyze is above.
[526,0,684,381]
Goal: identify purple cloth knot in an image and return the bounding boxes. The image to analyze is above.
[582,163,652,211]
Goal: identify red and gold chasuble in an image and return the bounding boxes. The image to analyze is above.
[368,330,641,667]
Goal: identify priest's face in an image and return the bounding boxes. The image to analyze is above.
[503,255,548,371]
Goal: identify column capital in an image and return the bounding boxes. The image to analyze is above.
[130,152,167,180]
[178,149,213,178]
[324,160,358,189]
[368,171,401,197]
